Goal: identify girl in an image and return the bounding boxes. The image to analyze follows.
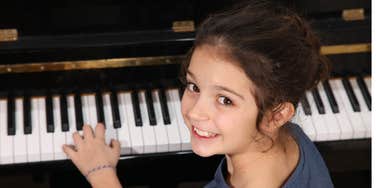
[63,1,334,187]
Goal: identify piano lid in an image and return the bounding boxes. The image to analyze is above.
[0,0,369,35]
[0,0,245,64]
[0,0,370,65]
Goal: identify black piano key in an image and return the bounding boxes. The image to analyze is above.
[46,95,55,133]
[342,78,360,112]
[322,81,339,113]
[311,88,325,114]
[158,89,171,125]
[60,95,69,132]
[24,96,32,134]
[356,76,371,111]
[300,93,311,115]
[74,94,83,131]
[7,96,15,136]
[131,91,143,126]
[95,92,105,124]
[145,90,157,126]
[110,92,121,128]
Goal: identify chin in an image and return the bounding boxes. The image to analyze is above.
[191,143,217,157]
[192,149,215,157]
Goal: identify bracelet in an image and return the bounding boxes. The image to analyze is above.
[85,164,114,178]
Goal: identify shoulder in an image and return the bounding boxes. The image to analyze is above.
[204,158,229,188]
[283,123,334,188]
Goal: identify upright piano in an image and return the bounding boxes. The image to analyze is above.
[0,0,371,187]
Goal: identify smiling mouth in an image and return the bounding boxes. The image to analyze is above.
[192,126,218,138]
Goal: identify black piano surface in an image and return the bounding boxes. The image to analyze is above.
[0,0,371,187]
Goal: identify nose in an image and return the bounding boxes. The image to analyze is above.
[187,96,210,121]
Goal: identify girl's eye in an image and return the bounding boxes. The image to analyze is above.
[218,96,233,106]
[187,82,200,92]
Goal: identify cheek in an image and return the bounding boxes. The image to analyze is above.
[215,108,258,137]
[181,93,193,122]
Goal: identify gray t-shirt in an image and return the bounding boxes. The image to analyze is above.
[204,123,334,188]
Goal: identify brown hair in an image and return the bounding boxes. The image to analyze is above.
[180,0,328,143]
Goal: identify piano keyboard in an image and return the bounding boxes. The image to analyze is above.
[0,76,371,165]
[292,76,371,141]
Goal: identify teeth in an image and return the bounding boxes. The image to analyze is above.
[193,127,216,138]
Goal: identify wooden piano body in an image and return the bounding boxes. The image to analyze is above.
[0,0,371,187]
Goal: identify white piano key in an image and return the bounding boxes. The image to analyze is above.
[103,93,128,155]
[364,77,371,95]
[293,103,316,141]
[124,92,144,154]
[102,93,119,145]
[27,98,41,162]
[39,98,54,161]
[306,91,328,141]
[81,95,91,126]
[170,89,191,150]
[0,99,14,164]
[139,91,157,153]
[151,90,169,153]
[66,95,77,145]
[327,79,354,140]
[350,78,371,138]
[52,96,67,160]
[88,94,98,129]
[317,82,341,141]
[165,89,182,151]
[333,79,366,139]
[13,98,27,163]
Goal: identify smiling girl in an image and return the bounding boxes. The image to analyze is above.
[63,1,333,187]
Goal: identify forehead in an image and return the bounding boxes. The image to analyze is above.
[188,45,255,93]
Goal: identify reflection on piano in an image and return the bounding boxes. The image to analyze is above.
[0,0,370,187]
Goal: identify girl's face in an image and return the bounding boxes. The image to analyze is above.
[181,45,261,157]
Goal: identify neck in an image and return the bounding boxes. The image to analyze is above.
[225,134,298,188]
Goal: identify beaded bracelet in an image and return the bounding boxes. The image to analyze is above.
[85,164,114,178]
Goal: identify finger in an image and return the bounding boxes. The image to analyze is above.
[83,124,94,140]
[95,123,106,141]
[62,144,77,161]
[110,139,121,157]
[73,132,84,148]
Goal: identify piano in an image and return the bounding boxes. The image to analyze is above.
[0,0,370,187]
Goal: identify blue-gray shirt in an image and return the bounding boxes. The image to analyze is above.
[205,123,334,188]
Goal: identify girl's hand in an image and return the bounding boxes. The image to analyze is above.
[62,123,121,186]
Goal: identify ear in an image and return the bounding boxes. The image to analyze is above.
[260,102,295,133]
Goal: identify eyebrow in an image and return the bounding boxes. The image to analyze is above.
[186,70,196,80]
[187,70,245,100]
[213,85,245,100]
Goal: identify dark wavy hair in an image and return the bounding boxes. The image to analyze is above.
[180,0,329,148]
